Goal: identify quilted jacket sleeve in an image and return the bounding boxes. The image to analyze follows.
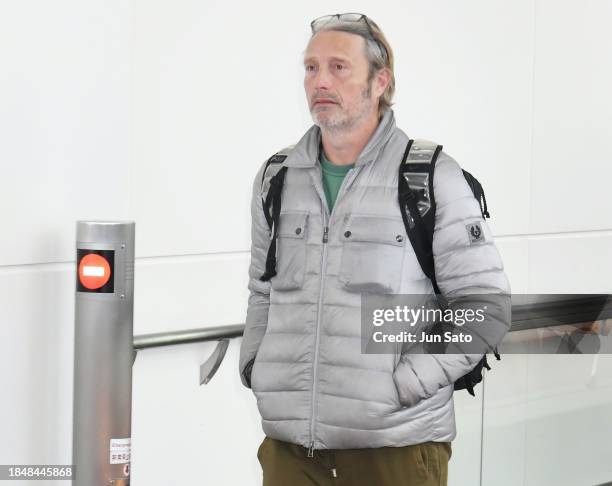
[238,160,272,388]
[393,151,512,406]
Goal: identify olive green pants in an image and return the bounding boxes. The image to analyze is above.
[257,436,452,486]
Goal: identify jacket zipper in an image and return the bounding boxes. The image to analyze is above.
[308,163,360,457]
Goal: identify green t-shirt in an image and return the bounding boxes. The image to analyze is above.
[319,147,355,211]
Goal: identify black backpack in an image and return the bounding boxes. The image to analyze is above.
[258,139,500,397]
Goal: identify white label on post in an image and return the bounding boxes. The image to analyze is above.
[110,438,131,464]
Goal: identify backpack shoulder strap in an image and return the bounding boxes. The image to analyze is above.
[260,145,294,228]
[259,146,293,281]
[398,138,443,294]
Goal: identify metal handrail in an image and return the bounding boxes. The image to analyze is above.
[133,324,244,350]
[133,295,612,350]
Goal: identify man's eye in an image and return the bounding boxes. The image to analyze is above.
[335,64,344,70]
[305,65,316,72]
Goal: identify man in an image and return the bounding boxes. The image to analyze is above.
[239,13,511,486]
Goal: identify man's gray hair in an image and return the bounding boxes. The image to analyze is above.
[312,18,395,118]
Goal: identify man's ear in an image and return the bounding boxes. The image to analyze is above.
[373,67,391,99]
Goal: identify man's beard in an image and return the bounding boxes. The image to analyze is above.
[311,82,374,134]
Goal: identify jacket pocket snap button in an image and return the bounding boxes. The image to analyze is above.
[344,230,352,238]
[396,235,403,242]
[295,227,302,235]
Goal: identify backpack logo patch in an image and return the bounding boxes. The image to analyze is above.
[467,222,485,244]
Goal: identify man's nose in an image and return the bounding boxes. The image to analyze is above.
[313,66,333,90]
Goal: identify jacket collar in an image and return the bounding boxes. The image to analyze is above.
[284,108,397,168]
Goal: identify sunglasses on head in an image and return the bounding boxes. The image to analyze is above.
[310,13,389,64]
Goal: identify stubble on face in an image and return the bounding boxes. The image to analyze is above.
[311,80,374,134]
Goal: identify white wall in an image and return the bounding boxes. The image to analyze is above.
[1,1,611,485]
[0,2,131,485]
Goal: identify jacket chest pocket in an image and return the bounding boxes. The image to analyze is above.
[338,214,407,294]
[270,211,309,291]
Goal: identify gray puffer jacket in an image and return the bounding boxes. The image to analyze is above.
[239,108,511,451]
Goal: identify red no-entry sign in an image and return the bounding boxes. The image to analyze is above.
[76,249,115,293]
